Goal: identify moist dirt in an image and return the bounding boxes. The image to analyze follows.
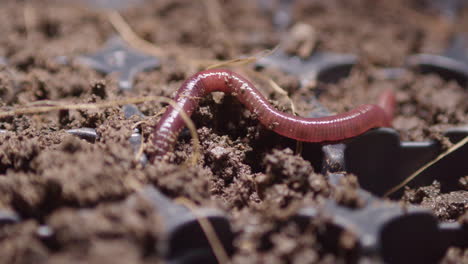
[0,0,467,263]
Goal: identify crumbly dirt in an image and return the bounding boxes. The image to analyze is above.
[0,0,467,263]
[403,181,468,221]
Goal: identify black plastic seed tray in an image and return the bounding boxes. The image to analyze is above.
[295,191,467,264]
[346,127,468,197]
[299,96,466,263]
[304,99,465,264]
[301,124,466,264]
[127,186,235,264]
[29,185,233,264]
[408,34,468,84]
[75,36,160,91]
[345,33,468,196]
[257,51,357,86]
[253,31,467,261]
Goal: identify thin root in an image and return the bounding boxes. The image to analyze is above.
[106,10,164,58]
[131,120,150,130]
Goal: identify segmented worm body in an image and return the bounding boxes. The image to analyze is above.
[153,69,395,156]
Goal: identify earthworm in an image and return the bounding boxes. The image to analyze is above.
[153,69,395,157]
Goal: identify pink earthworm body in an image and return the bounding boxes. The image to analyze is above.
[153,69,395,157]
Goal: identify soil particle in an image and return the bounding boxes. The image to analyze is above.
[460,176,468,190]
[0,134,139,217]
[43,196,162,263]
[284,22,318,58]
[258,148,329,207]
[143,163,213,204]
[0,133,42,174]
[403,181,468,221]
[0,220,49,264]
[331,175,364,209]
[203,128,253,183]
[403,181,443,204]
[441,247,468,264]
[420,191,467,221]
[199,127,260,208]
[231,207,322,264]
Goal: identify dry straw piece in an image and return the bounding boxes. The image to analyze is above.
[0,96,201,165]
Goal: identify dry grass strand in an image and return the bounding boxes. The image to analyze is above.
[107,10,164,57]
[0,96,201,164]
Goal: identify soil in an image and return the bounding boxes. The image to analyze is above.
[0,0,467,263]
